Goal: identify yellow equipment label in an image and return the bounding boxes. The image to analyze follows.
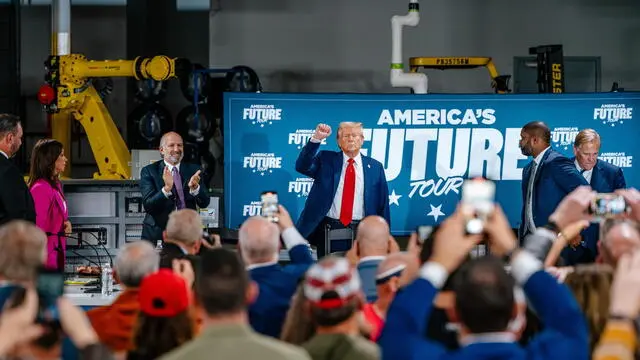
[435,58,470,65]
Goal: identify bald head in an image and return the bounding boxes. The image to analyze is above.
[602,222,640,266]
[160,131,184,165]
[356,216,390,256]
[239,217,280,265]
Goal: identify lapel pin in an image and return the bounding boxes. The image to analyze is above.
[367,164,371,168]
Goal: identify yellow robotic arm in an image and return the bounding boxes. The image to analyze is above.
[409,57,511,94]
[37,55,191,179]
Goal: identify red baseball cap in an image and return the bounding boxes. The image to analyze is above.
[139,269,190,317]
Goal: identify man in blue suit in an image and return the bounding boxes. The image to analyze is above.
[239,205,314,338]
[563,129,626,264]
[379,206,589,360]
[519,121,588,244]
[295,122,390,257]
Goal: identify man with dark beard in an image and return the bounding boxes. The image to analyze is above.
[140,132,210,243]
[518,121,588,244]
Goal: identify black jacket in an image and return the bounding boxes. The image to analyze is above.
[0,154,35,225]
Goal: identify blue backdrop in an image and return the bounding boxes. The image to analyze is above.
[223,92,639,235]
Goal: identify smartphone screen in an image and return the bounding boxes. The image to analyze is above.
[416,226,434,244]
[461,179,496,215]
[260,191,279,222]
[591,193,627,220]
[36,270,65,322]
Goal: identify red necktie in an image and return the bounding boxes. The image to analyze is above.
[340,158,355,226]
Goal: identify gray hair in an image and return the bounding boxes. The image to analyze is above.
[166,209,203,246]
[115,241,159,287]
[0,220,46,282]
[0,114,21,139]
[238,217,280,263]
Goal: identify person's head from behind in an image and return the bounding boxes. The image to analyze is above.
[599,220,640,267]
[563,264,613,351]
[163,209,204,255]
[303,256,364,333]
[238,216,280,266]
[133,269,194,358]
[0,221,47,283]
[519,121,551,157]
[0,114,23,158]
[375,253,409,304]
[115,241,159,288]
[451,256,517,336]
[197,248,258,319]
[27,139,67,188]
[159,131,184,166]
[573,129,600,171]
[355,216,391,257]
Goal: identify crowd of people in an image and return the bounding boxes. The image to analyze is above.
[0,114,638,359]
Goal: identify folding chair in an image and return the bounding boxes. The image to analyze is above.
[324,222,355,256]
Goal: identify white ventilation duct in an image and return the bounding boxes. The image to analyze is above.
[390,0,428,93]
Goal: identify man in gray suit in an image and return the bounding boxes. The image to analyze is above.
[160,248,310,360]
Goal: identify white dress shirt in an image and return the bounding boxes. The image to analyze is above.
[0,150,7,159]
[161,161,200,198]
[525,147,550,232]
[574,160,593,184]
[327,152,365,221]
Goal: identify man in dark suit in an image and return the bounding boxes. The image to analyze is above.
[563,129,626,264]
[518,121,588,243]
[239,205,314,338]
[0,114,35,225]
[140,132,210,243]
[295,122,390,256]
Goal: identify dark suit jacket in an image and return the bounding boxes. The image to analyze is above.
[294,141,390,238]
[159,242,188,269]
[519,149,588,240]
[140,160,210,241]
[0,154,35,225]
[248,245,314,338]
[562,158,627,265]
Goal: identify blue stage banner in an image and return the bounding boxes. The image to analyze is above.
[223,92,640,235]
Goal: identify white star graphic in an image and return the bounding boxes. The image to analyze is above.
[427,204,445,222]
[611,124,615,127]
[252,121,256,125]
[252,169,256,173]
[388,190,402,206]
[620,121,624,124]
[602,121,606,125]
[260,173,265,176]
[260,124,264,128]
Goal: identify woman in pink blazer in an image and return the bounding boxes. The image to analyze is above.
[28,139,69,271]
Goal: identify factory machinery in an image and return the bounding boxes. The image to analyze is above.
[36,0,222,272]
[389,0,564,94]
